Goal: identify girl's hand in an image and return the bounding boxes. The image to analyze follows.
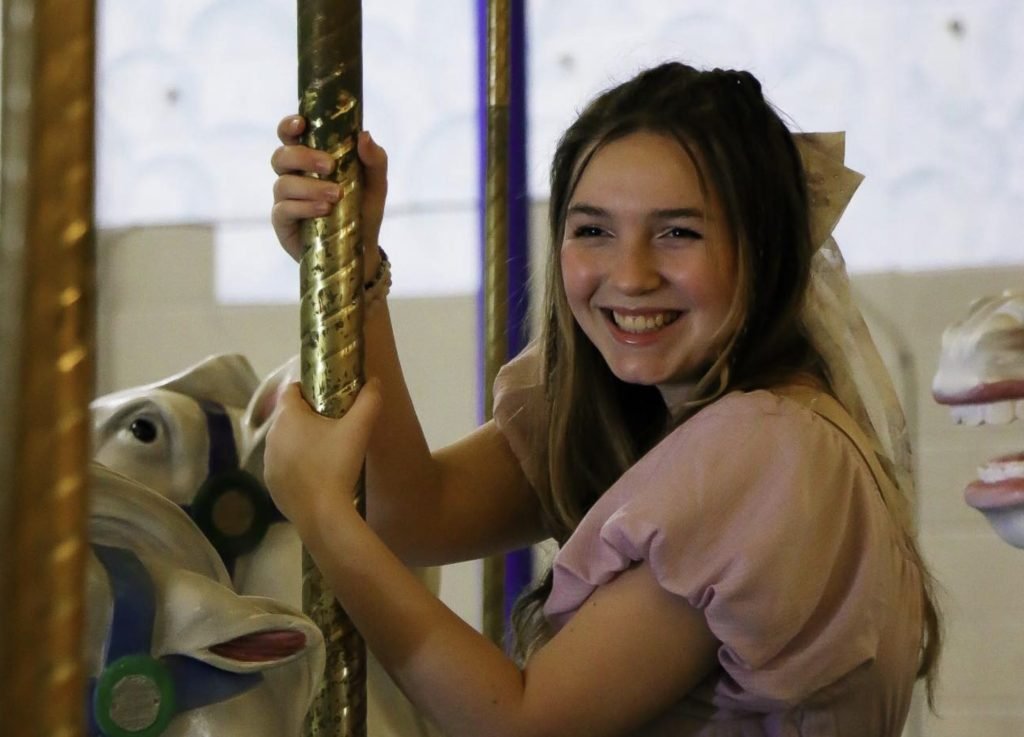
[270,115,388,282]
[264,379,383,539]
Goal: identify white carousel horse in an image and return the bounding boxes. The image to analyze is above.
[933,290,1024,547]
[91,354,440,737]
[86,462,324,737]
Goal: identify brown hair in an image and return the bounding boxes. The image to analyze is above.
[510,61,940,703]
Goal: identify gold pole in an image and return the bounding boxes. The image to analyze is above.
[0,1,96,736]
[297,2,367,736]
[482,0,511,646]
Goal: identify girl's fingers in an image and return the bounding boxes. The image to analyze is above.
[272,174,339,205]
[272,198,334,229]
[276,115,306,145]
[271,144,335,177]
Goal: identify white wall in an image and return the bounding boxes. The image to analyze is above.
[96,0,1024,299]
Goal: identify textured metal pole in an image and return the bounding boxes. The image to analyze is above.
[297,2,367,736]
[481,0,511,647]
[0,1,96,736]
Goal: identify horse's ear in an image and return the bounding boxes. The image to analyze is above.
[239,355,300,474]
[160,354,260,410]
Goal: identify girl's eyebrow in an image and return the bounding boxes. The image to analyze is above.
[566,203,708,220]
[565,203,610,218]
[650,207,706,220]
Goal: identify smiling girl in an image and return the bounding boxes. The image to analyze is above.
[265,62,940,737]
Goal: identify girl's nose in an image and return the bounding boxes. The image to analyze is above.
[610,242,660,294]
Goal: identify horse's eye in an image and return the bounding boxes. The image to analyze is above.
[129,418,158,443]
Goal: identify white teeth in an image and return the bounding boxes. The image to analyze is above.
[951,404,986,426]
[978,458,1024,483]
[984,401,1017,425]
[611,311,678,334]
[950,400,1024,426]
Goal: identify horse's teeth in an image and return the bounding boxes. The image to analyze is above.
[950,401,1024,425]
[954,404,985,426]
[984,401,1016,425]
[978,459,1024,483]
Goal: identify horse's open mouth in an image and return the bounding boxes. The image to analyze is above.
[937,384,1024,548]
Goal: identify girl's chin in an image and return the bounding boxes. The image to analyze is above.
[606,364,701,395]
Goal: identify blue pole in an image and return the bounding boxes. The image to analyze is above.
[476,0,533,631]
[501,0,532,625]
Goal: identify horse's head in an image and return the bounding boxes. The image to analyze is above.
[91,355,298,598]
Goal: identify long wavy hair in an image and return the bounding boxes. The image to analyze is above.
[509,61,941,702]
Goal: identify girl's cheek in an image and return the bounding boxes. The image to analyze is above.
[560,246,599,292]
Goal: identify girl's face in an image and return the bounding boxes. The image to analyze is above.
[560,130,739,401]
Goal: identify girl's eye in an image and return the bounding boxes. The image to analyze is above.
[571,225,605,238]
[664,226,702,240]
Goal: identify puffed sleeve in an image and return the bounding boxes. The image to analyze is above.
[545,391,900,708]
[491,342,548,492]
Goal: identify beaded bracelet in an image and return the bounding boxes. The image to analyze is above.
[364,247,392,308]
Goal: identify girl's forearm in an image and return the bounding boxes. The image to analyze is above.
[300,506,532,737]
[359,303,545,567]
[362,302,444,552]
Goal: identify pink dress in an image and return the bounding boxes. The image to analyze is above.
[493,348,924,737]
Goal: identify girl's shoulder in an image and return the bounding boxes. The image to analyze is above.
[630,385,882,530]
[671,385,844,450]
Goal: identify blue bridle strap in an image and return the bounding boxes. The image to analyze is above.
[181,399,285,576]
[198,398,239,477]
[94,544,155,663]
[163,654,261,712]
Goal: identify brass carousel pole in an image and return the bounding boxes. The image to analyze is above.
[296,2,367,736]
[481,0,511,646]
[0,0,97,736]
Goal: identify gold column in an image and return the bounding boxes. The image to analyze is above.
[297,1,367,736]
[481,0,511,647]
[0,1,96,736]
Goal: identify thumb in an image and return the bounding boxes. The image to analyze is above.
[352,378,383,422]
[335,378,383,449]
[358,131,388,203]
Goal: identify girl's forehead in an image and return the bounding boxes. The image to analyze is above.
[568,132,713,211]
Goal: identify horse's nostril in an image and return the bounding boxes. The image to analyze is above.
[130,418,158,443]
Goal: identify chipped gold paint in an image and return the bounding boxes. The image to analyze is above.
[0,3,96,737]
[297,1,367,736]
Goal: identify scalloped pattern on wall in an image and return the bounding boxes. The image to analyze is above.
[96,0,1024,300]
